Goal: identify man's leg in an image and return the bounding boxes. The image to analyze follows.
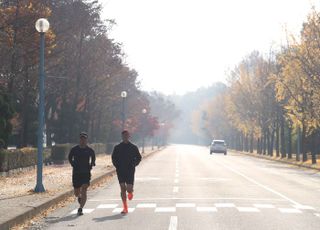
[127,184,134,200]
[79,184,89,208]
[120,183,128,213]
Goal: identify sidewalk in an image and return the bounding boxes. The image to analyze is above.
[234,150,320,171]
[0,146,161,230]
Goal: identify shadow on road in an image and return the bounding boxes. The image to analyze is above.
[45,215,79,224]
[92,214,124,222]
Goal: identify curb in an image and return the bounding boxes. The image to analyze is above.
[0,147,164,230]
[234,150,320,171]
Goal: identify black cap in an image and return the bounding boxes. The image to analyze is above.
[80,132,88,138]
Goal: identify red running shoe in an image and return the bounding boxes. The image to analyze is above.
[128,192,133,201]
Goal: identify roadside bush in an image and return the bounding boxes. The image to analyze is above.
[0,148,50,172]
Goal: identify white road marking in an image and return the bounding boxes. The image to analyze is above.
[237,207,260,212]
[279,208,302,214]
[89,197,285,202]
[314,213,320,217]
[175,173,179,177]
[215,161,302,206]
[196,207,218,212]
[173,186,179,193]
[97,204,118,209]
[253,204,275,209]
[176,203,196,208]
[292,205,315,210]
[174,179,179,183]
[70,209,94,214]
[215,203,236,208]
[199,178,231,182]
[112,208,135,213]
[168,216,178,230]
[135,177,161,181]
[136,203,157,208]
[155,207,176,213]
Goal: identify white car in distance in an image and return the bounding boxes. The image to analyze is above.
[210,140,227,155]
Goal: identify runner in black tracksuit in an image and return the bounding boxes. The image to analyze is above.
[68,132,95,216]
[112,130,142,214]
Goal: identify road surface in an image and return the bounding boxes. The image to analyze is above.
[34,145,320,230]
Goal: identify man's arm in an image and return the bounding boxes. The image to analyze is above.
[68,148,74,167]
[91,149,96,168]
[111,146,118,168]
[134,145,142,166]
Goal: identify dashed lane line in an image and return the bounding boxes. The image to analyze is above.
[168,216,178,230]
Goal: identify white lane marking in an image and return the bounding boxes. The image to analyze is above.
[253,204,275,209]
[292,205,315,210]
[175,173,179,177]
[173,186,179,193]
[70,209,94,214]
[112,208,135,213]
[135,177,161,181]
[199,178,231,182]
[215,203,236,208]
[196,207,218,212]
[155,207,176,213]
[174,179,179,183]
[314,213,320,217]
[168,216,178,230]
[237,207,260,212]
[215,161,302,206]
[136,203,157,208]
[176,203,196,208]
[279,208,302,214]
[89,197,285,202]
[97,204,118,209]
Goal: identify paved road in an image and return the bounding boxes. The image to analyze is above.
[35,145,320,230]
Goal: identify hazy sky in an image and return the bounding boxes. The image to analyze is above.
[102,0,319,95]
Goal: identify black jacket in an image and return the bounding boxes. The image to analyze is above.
[68,145,96,172]
[112,142,142,171]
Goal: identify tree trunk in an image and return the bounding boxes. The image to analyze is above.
[280,116,286,158]
[302,124,307,162]
[270,128,275,156]
[275,123,280,157]
[287,126,292,159]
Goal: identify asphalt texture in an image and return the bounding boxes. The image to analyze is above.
[32,145,320,230]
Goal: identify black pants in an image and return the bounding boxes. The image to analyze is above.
[116,168,135,185]
[72,171,91,188]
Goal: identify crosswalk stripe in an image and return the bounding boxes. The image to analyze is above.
[196,207,218,212]
[292,205,315,210]
[237,207,260,212]
[112,208,135,213]
[137,203,157,208]
[214,203,235,208]
[155,207,176,213]
[253,204,275,209]
[279,208,302,214]
[70,209,94,214]
[97,204,118,209]
[176,203,196,208]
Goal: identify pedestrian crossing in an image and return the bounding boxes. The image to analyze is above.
[70,202,316,215]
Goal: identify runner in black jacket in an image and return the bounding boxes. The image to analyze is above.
[68,132,95,216]
[112,130,142,214]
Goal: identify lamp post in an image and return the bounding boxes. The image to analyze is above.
[142,109,147,153]
[121,91,127,131]
[34,18,50,193]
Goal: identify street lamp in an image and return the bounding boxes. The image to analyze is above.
[142,109,147,153]
[34,18,50,193]
[121,91,127,131]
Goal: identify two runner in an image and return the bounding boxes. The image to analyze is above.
[69,130,141,215]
